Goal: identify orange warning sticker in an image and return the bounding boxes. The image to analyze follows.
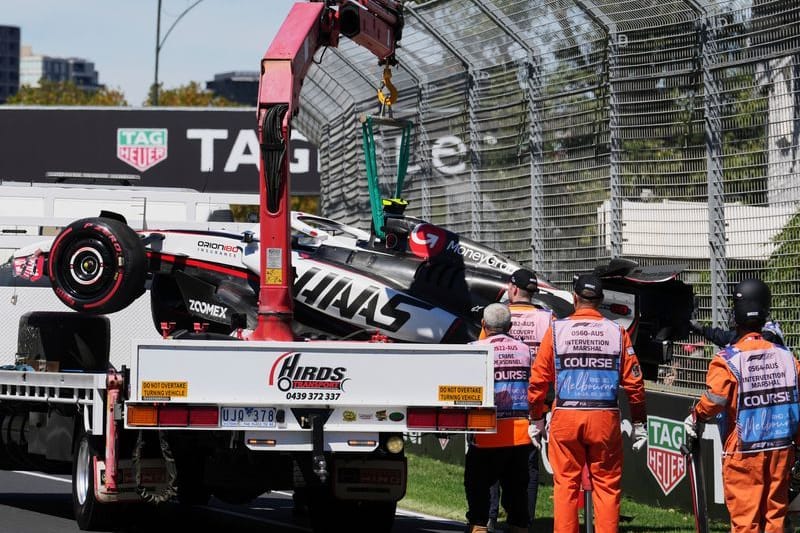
[438,385,483,403]
[141,381,188,400]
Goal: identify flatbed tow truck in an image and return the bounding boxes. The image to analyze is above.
[0,2,497,531]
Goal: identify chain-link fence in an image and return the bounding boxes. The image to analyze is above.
[294,0,800,391]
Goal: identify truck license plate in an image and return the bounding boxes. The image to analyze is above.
[220,407,277,428]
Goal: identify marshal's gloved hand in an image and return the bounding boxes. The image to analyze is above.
[528,418,545,450]
[684,413,698,440]
[689,319,705,335]
[632,422,647,452]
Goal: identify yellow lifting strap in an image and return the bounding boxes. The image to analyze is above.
[377,66,398,112]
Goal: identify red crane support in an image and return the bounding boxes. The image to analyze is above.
[251,1,403,341]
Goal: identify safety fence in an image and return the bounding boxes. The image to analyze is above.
[294,0,800,391]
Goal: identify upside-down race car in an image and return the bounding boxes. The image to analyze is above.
[6,210,693,376]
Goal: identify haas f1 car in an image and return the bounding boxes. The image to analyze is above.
[8,211,692,376]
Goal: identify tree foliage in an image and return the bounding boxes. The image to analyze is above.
[764,210,800,351]
[146,81,241,107]
[5,79,244,108]
[6,79,127,106]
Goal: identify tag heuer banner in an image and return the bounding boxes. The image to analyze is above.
[646,415,687,495]
[117,128,168,172]
[0,107,319,195]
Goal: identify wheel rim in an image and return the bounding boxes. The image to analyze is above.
[57,236,115,300]
[76,438,90,506]
[68,246,106,286]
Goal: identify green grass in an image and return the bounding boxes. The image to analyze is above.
[399,452,729,532]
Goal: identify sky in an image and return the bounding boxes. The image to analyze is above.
[1,0,298,105]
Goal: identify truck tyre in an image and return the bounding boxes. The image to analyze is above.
[72,433,111,531]
[18,312,110,372]
[48,217,146,315]
[177,476,211,505]
[307,488,396,533]
[0,412,12,469]
[175,450,211,506]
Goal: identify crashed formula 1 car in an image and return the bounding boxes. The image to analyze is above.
[8,209,693,376]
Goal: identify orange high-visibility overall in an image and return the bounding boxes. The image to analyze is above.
[529,308,646,533]
[694,333,800,533]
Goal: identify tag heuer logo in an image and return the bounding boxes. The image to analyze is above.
[117,128,168,172]
[646,416,686,495]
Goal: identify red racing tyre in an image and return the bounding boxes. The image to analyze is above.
[47,217,146,315]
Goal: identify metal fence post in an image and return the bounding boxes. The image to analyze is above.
[607,35,622,259]
[471,0,545,273]
[574,0,622,259]
[406,5,480,240]
[704,17,728,330]
[687,0,728,329]
[319,123,331,215]
[397,63,434,222]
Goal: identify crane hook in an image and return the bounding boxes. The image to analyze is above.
[377,66,398,115]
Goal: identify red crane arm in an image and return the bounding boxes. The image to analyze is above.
[251,1,403,341]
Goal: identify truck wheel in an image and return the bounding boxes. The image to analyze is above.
[308,489,396,533]
[48,217,146,315]
[175,452,211,506]
[352,500,397,532]
[0,412,10,469]
[177,478,211,506]
[72,433,111,531]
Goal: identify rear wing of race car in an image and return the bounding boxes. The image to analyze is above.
[125,340,496,447]
[595,259,694,372]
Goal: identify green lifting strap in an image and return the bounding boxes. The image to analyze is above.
[360,114,414,240]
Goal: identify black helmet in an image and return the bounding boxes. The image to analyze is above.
[733,278,771,307]
[732,279,770,327]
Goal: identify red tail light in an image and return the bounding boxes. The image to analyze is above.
[128,404,219,428]
[189,406,220,427]
[437,409,467,430]
[407,407,496,432]
[158,405,189,426]
[609,303,631,316]
[407,408,437,430]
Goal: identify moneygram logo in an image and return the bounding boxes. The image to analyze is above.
[117,128,168,172]
[646,416,686,495]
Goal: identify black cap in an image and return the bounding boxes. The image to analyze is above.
[510,268,538,293]
[573,273,604,300]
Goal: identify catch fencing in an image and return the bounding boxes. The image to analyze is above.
[294,0,800,391]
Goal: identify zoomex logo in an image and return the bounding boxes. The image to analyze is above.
[268,352,348,392]
[188,298,228,319]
